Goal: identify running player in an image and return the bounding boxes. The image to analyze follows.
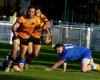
[5,5,41,72]
[25,6,52,65]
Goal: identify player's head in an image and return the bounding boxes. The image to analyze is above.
[26,5,36,18]
[54,43,63,54]
[35,5,42,17]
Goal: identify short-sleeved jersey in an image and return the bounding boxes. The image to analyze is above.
[31,14,49,38]
[61,44,92,62]
[31,25,44,38]
[17,16,42,39]
[31,18,45,38]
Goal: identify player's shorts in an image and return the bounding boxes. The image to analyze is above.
[12,35,30,45]
[29,36,41,45]
[81,58,91,64]
[19,59,25,65]
[12,36,20,41]
[20,37,30,45]
[81,49,92,63]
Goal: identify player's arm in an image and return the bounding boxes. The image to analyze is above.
[45,60,64,71]
[44,27,51,36]
[12,22,20,36]
[63,62,67,72]
[12,16,23,36]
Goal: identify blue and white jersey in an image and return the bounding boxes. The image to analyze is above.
[61,44,92,62]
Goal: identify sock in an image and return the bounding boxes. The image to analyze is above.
[91,63,96,69]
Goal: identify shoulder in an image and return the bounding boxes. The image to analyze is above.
[18,16,25,19]
[17,16,25,23]
[40,14,48,22]
[33,16,41,22]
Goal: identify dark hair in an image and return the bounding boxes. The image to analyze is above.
[54,43,63,49]
[26,5,36,17]
[27,5,36,10]
[35,5,42,10]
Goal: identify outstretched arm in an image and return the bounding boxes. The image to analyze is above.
[45,60,64,71]
[63,62,67,72]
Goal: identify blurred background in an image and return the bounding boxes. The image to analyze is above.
[0,0,100,51]
[0,0,100,24]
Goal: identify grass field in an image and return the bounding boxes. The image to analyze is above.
[0,43,100,80]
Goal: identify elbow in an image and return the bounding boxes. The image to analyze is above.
[60,60,65,64]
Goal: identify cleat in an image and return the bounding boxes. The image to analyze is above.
[14,66,19,71]
[5,67,10,72]
[96,64,100,71]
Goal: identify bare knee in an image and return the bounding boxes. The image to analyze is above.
[81,66,91,72]
[81,69,88,73]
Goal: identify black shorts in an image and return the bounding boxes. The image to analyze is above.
[12,36,20,41]
[29,36,41,45]
[12,36,30,45]
[20,37,30,46]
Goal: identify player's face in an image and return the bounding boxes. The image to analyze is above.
[36,9,42,17]
[27,8,35,18]
[56,47,63,54]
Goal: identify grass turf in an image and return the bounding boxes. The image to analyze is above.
[0,43,100,80]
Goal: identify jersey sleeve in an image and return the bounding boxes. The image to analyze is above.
[16,16,24,24]
[61,48,69,62]
[61,54,68,62]
[40,14,48,22]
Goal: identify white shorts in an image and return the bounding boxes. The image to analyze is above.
[81,58,91,64]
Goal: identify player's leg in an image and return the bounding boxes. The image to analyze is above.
[11,38,20,58]
[19,45,28,59]
[25,42,33,63]
[9,39,20,64]
[16,59,25,72]
[90,59,100,71]
[33,44,41,57]
[27,42,33,55]
[28,44,41,63]
[12,38,28,68]
[25,37,41,64]
[17,37,30,63]
[81,58,92,72]
[24,42,33,70]
[9,44,27,72]
[81,49,93,72]
[11,59,25,72]
[5,38,20,72]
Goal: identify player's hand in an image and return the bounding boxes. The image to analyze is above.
[62,69,66,72]
[43,34,52,44]
[45,68,52,71]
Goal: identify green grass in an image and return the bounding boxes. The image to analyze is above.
[0,43,100,80]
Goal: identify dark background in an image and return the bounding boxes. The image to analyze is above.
[0,0,100,24]
[31,0,100,24]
